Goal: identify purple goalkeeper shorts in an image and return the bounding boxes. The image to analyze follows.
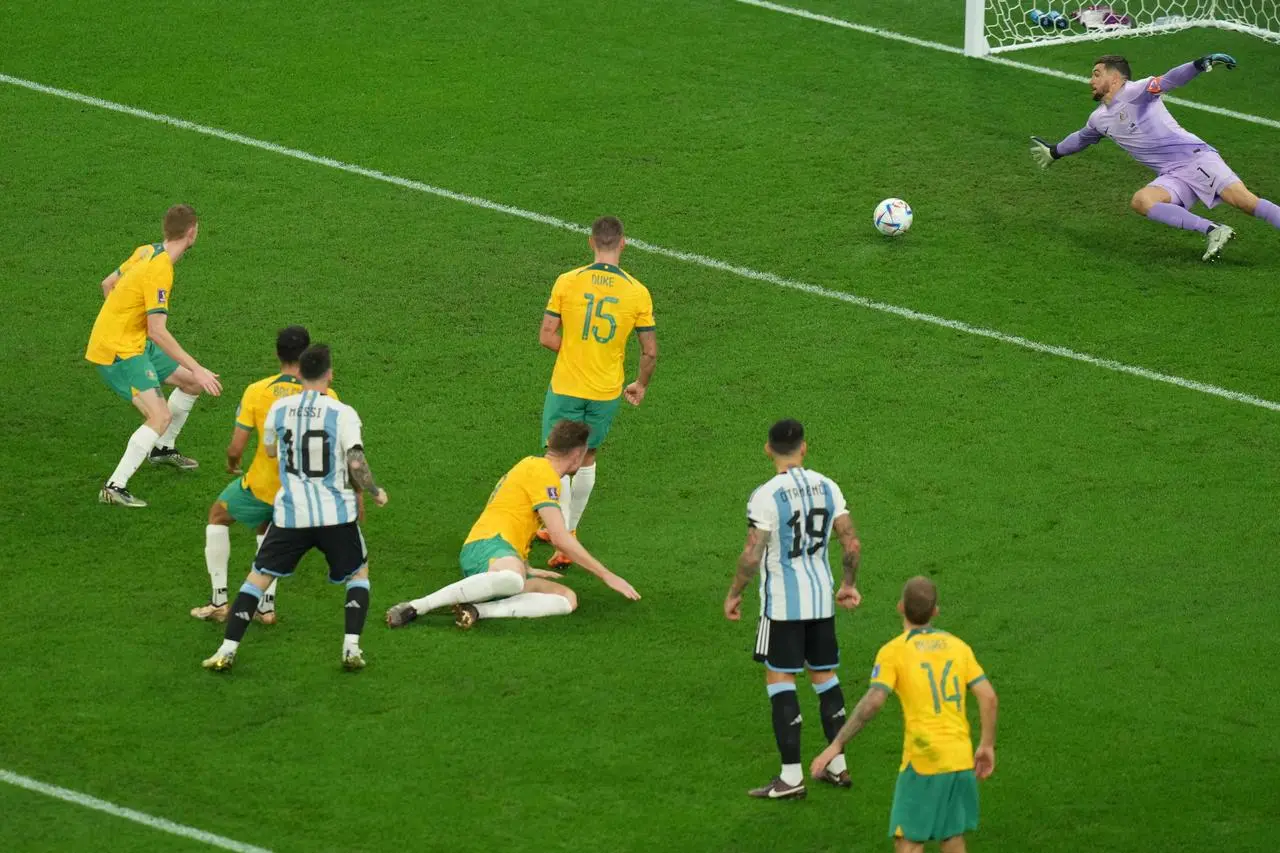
[1149,151,1241,210]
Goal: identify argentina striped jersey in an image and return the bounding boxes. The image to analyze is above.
[263,390,363,528]
[746,467,849,621]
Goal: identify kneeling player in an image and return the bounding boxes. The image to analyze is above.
[385,420,639,629]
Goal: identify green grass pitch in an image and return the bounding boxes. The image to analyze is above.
[1,1,1278,851]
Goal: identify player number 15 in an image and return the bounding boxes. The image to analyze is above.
[582,294,620,344]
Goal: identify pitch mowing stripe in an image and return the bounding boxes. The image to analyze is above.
[1,72,1277,413]
[733,0,1280,131]
[0,769,272,853]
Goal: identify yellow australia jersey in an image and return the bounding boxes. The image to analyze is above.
[869,627,987,775]
[235,374,340,504]
[85,244,174,365]
[465,456,562,558]
[546,262,655,401]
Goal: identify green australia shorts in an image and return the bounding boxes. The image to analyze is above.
[459,535,523,577]
[888,765,979,842]
[218,478,274,527]
[96,340,180,402]
[541,388,622,450]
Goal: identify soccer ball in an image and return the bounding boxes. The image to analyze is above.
[874,198,913,237]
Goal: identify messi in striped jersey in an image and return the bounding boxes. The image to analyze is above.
[724,419,862,801]
[203,345,389,674]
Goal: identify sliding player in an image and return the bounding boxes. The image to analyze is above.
[811,578,999,852]
[724,419,862,800]
[1031,54,1280,261]
[384,420,640,630]
[85,204,222,507]
[202,345,388,673]
[536,216,657,568]
[192,325,340,625]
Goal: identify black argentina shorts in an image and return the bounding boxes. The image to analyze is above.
[753,616,840,673]
[253,522,368,584]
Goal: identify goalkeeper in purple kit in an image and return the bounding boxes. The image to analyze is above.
[1030,54,1280,262]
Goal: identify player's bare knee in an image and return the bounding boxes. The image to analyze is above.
[1130,192,1152,214]
[208,502,232,525]
[560,588,578,612]
[148,410,172,434]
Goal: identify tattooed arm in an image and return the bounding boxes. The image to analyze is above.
[724,526,768,620]
[833,513,862,609]
[347,447,388,506]
[810,687,889,777]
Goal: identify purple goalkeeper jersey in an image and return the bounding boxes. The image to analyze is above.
[1055,63,1212,175]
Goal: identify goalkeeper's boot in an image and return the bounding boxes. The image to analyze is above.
[342,648,366,672]
[1203,224,1235,262]
[385,602,420,629]
[535,527,551,543]
[202,650,236,672]
[148,447,199,470]
[453,603,479,631]
[100,484,146,508]
[190,602,229,622]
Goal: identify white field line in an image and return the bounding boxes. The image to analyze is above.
[0,768,272,853]
[1,72,1277,413]
[733,0,1280,130]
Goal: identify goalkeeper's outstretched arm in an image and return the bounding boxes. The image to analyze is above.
[1030,123,1102,169]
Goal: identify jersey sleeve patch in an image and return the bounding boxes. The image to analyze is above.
[1147,76,1164,94]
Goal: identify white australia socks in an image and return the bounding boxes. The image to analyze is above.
[157,389,198,449]
[567,463,596,530]
[558,474,573,518]
[109,425,161,488]
[205,524,231,605]
[475,592,573,619]
[410,569,524,614]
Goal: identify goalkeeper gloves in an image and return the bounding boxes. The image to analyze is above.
[1194,53,1237,72]
[1029,136,1058,169]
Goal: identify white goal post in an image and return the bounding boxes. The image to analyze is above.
[964,0,1280,56]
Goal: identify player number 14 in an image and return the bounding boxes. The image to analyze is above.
[920,661,962,714]
[581,294,620,344]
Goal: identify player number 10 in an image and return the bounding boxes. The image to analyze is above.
[919,661,962,715]
[581,294,620,344]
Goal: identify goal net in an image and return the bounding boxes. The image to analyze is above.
[964,0,1280,56]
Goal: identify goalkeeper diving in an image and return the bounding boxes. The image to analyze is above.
[1030,54,1280,261]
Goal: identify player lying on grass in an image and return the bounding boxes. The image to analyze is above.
[1031,54,1280,262]
[192,325,344,625]
[385,419,639,630]
[811,577,998,853]
[85,204,222,507]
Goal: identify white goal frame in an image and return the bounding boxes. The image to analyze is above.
[964,0,1280,57]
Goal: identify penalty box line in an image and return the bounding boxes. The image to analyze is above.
[1,71,1277,413]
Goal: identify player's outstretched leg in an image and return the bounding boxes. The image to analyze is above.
[812,674,851,787]
[203,572,272,672]
[342,574,370,671]
[1220,181,1280,232]
[749,680,806,800]
[386,566,525,628]
[461,579,576,627]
